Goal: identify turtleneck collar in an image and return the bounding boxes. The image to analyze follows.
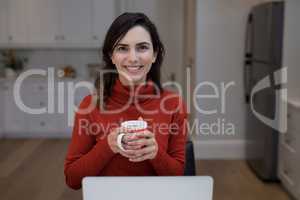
[108,78,157,105]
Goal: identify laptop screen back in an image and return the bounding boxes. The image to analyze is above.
[82,176,213,200]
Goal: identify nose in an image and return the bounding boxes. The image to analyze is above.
[127,49,138,63]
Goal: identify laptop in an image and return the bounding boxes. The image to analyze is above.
[82,176,213,200]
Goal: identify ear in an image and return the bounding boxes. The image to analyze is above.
[110,54,116,65]
[152,52,157,63]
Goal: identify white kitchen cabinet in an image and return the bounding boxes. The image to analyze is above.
[22,85,54,137]
[27,0,92,47]
[0,0,117,48]
[92,0,116,47]
[21,79,65,137]
[1,78,92,138]
[28,0,60,45]
[59,79,93,137]
[27,114,61,137]
[58,0,116,48]
[59,0,93,46]
[7,0,29,45]
[2,80,29,137]
[278,101,300,200]
[0,0,30,47]
[58,79,92,137]
[0,0,9,45]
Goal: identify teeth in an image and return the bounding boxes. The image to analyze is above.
[125,65,143,71]
[126,65,141,68]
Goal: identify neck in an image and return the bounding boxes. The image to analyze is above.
[118,76,147,86]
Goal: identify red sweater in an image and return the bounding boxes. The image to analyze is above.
[64,79,188,190]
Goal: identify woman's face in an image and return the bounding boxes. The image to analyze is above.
[111,26,157,85]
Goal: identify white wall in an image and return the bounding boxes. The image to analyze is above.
[194,0,279,159]
[284,0,300,95]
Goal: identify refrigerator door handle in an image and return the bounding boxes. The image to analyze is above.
[245,13,254,59]
[244,13,254,104]
[244,65,251,104]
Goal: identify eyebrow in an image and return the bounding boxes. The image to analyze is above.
[117,42,151,46]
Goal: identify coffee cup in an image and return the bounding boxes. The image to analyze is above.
[121,120,147,132]
[117,120,147,151]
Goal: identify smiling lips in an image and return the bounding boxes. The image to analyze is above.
[124,65,144,74]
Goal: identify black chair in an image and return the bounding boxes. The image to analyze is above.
[184,139,196,175]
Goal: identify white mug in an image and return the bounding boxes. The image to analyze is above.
[117,120,147,151]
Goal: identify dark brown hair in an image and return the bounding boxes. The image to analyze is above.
[95,12,165,106]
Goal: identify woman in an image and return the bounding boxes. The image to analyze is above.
[64,12,188,190]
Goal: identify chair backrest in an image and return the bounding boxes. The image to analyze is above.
[184,140,196,175]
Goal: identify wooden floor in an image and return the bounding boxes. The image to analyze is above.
[0,139,291,200]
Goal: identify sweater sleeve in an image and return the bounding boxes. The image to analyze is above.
[64,95,115,190]
[149,97,188,175]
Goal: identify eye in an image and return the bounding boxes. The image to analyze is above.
[115,46,128,52]
[137,45,149,51]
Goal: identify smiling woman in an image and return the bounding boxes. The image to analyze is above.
[64,12,188,190]
[111,26,157,85]
[100,12,165,100]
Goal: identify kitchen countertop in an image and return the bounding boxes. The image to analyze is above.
[0,76,93,82]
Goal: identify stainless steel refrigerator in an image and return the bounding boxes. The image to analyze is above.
[244,2,284,181]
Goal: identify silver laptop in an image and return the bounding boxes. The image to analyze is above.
[82,176,213,200]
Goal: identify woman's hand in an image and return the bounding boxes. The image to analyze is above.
[107,127,122,154]
[108,128,158,162]
[107,127,144,158]
[122,129,158,162]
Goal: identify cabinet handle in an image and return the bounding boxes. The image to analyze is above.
[287,113,291,119]
[8,35,13,41]
[40,121,46,127]
[92,35,98,40]
[38,85,44,91]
